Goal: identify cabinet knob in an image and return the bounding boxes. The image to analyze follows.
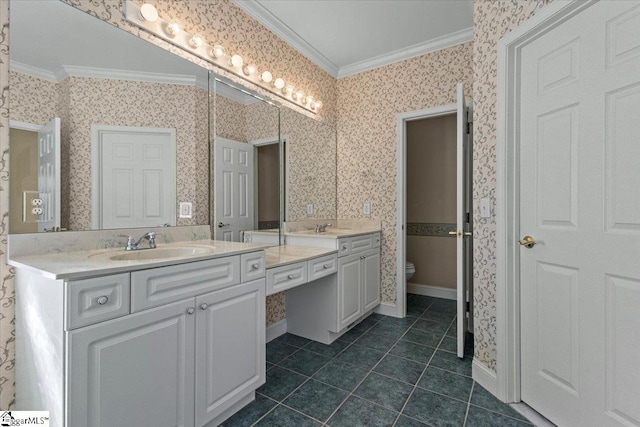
[342,245,347,250]
[287,274,294,280]
[200,303,208,310]
[323,264,330,269]
[360,256,366,260]
[97,295,109,305]
[251,263,260,270]
[187,307,195,315]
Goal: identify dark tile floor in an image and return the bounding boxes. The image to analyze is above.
[223,295,533,427]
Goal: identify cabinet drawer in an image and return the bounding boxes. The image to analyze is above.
[266,262,307,296]
[372,233,381,248]
[131,257,240,312]
[241,251,266,282]
[308,254,337,282]
[66,273,130,330]
[350,234,374,254]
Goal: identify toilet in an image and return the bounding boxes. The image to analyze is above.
[406,261,415,282]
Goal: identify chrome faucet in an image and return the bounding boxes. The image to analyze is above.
[118,231,157,250]
[315,223,332,233]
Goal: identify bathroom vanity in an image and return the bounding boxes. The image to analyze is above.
[10,240,267,427]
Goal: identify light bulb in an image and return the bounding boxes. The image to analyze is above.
[243,64,257,76]
[313,101,323,110]
[230,54,243,68]
[285,85,294,96]
[139,3,158,22]
[293,91,304,101]
[260,71,273,83]
[305,95,314,105]
[189,36,203,48]
[273,78,285,90]
[165,22,180,36]
[210,45,225,59]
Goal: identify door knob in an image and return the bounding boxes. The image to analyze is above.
[217,222,227,228]
[518,236,537,249]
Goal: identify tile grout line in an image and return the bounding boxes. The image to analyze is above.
[392,310,456,426]
[463,380,476,426]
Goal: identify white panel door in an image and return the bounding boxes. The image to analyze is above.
[37,117,60,232]
[93,125,176,229]
[455,83,471,358]
[195,279,265,427]
[214,137,254,242]
[67,299,195,427]
[519,2,640,426]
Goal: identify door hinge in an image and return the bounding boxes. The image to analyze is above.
[466,301,471,313]
[466,122,471,134]
[466,213,470,223]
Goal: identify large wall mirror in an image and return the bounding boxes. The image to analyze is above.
[9,0,338,241]
[9,0,210,233]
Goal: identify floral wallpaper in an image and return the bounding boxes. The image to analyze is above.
[336,42,474,303]
[9,72,209,230]
[471,0,551,372]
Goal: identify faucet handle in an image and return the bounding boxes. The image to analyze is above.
[117,235,137,250]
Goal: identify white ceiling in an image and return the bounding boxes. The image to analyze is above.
[233,0,473,78]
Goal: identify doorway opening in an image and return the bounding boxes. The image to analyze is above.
[396,84,473,358]
[252,137,287,231]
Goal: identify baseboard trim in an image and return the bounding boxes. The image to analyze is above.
[407,283,456,300]
[374,302,401,318]
[472,360,499,397]
[265,319,287,342]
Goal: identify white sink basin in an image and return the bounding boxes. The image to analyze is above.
[91,246,216,261]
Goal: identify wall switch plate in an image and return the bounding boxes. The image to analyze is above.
[306,204,314,216]
[363,202,371,216]
[179,202,192,218]
[480,198,491,218]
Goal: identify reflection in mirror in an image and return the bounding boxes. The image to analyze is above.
[212,77,281,244]
[213,75,338,247]
[9,0,209,233]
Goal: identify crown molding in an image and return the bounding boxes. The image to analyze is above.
[231,0,340,77]
[11,61,256,105]
[337,27,473,78]
[9,61,58,82]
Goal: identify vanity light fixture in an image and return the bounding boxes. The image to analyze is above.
[243,64,257,76]
[124,0,321,114]
[139,3,158,22]
[210,44,225,59]
[165,22,180,37]
[189,36,203,49]
[260,71,273,83]
[230,54,243,68]
[273,78,285,90]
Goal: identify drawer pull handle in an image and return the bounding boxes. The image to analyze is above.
[323,264,330,269]
[97,295,109,305]
[187,307,195,315]
[200,303,208,310]
[287,274,295,280]
[251,263,260,270]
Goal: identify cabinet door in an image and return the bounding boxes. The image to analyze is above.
[195,279,265,427]
[67,299,196,427]
[362,249,381,312]
[337,253,363,330]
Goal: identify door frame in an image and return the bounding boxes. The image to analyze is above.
[394,103,459,319]
[495,0,595,403]
[248,136,288,225]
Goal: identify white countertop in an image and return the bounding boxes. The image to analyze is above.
[248,228,380,239]
[264,245,338,268]
[9,240,269,280]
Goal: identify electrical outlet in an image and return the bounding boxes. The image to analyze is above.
[307,204,314,216]
[363,202,371,216]
[179,202,192,218]
[480,198,491,218]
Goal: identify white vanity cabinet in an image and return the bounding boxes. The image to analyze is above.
[15,250,266,427]
[286,232,380,344]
